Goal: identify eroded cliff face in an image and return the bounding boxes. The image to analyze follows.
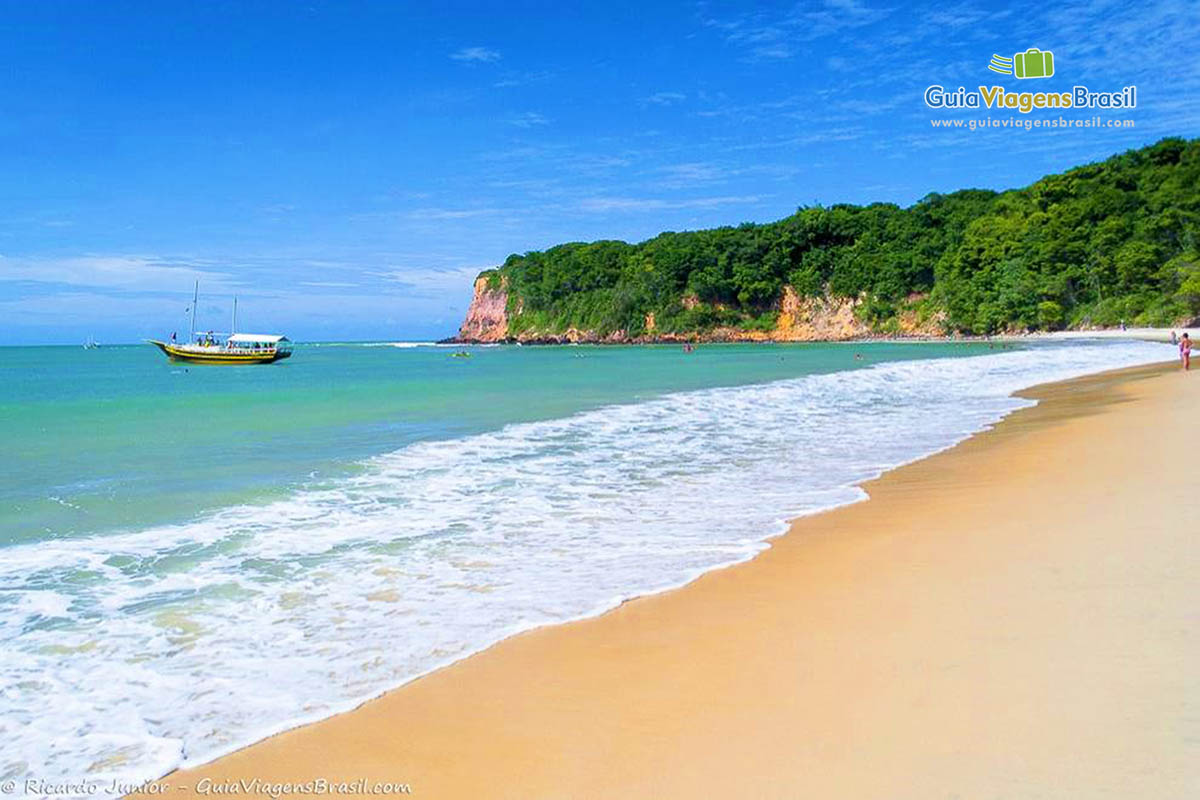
[457,276,510,342]
[455,279,942,343]
[772,286,869,341]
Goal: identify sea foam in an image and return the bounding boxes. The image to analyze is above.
[0,341,1174,793]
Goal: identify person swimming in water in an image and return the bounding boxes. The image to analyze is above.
[1180,332,1191,371]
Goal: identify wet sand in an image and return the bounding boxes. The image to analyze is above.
[164,362,1197,799]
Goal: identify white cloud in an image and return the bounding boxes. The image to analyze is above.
[655,162,728,187]
[493,70,554,88]
[375,266,486,291]
[407,208,504,220]
[0,255,237,292]
[450,47,501,63]
[0,291,186,321]
[643,91,687,106]
[579,195,761,213]
[752,43,797,60]
[703,0,891,61]
[506,111,549,128]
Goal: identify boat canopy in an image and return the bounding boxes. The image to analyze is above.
[228,333,289,344]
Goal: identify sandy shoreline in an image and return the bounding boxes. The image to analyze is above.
[162,361,1197,799]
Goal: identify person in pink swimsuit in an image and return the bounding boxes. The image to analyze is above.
[1181,333,1192,371]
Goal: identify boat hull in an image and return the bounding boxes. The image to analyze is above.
[148,340,292,364]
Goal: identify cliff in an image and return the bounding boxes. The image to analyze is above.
[772,287,868,341]
[456,276,511,343]
[452,280,943,344]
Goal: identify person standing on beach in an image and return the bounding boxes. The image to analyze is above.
[1180,333,1191,371]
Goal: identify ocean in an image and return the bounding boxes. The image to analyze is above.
[0,339,1175,789]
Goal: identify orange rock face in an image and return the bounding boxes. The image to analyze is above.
[456,279,945,343]
[773,287,870,341]
[457,276,510,342]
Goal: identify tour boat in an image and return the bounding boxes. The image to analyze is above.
[148,284,292,364]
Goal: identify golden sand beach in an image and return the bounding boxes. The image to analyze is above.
[163,363,1197,799]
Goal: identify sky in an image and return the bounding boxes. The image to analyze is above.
[1,0,1197,344]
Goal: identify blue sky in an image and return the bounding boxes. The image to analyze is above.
[1,0,1196,344]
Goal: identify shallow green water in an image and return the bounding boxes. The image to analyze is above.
[0,340,997,545]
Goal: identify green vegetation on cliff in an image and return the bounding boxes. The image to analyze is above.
[481,138,1200,337]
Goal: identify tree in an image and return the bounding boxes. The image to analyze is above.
[480,138,1200,337]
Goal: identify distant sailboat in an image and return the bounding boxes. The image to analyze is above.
[82,336,99,350]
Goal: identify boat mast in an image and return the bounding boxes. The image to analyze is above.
[232,297,238,337]
[190,280,199,342]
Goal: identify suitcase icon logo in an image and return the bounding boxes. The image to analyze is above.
[988,48,1055,79]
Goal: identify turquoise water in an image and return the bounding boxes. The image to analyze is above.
[0,337,1177,789]
[0,340,994,545]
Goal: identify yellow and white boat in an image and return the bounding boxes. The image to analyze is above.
[149,333,292,364]
[149,284,292,364]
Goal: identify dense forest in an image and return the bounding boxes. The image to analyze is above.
[475,138,1200,338]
